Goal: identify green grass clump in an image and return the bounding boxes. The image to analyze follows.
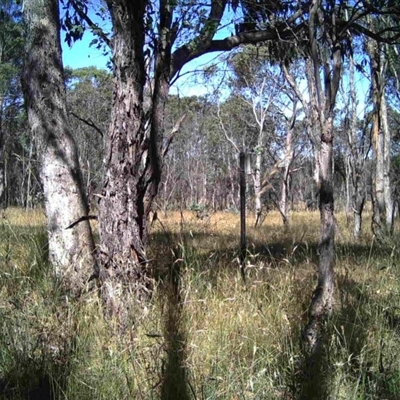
[0,209,400,399]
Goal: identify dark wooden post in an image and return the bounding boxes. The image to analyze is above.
[239,152,246,281]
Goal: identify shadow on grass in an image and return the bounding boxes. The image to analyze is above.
[150,228,397,282]
[0,361,69,400]
[297,274,400,400]
[151,228,400,400]
[159,259,192,400]
[337,276,400,400]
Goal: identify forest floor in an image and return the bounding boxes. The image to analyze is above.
[0,208,400,399]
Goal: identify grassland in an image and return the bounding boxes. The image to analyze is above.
[0,208,400,399]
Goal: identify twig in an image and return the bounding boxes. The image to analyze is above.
[66,215,98,229]
[70,111,104,138]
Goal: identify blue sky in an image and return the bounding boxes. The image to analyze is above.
[61,5,237,97]
[62,30,110,70]
[61,28,370,120]
[61,31,221,97]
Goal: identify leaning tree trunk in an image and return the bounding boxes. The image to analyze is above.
[22,0,95,291]
[302,0,341,353]
[304,121,335,350]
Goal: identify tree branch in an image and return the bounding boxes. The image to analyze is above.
[69,0,111,48]
[70,111,104,138]
[171,18,305,79]
[162,113,186,158]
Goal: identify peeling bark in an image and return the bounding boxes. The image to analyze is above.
[99,0,152,310]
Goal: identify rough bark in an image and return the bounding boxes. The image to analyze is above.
[22,0,95,291]
[303,0,341,353]
[98,0,175,315]
[99,0,151,310]
[0,115,5,208]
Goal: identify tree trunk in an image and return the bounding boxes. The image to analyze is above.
[367,38,393,236]
[381,94,394,231]
[303,0,340,352]
[304,122,335,350]
[347,53,367,240]
[0,98,6,208]
[98,1,150,308]
[253,152,262,226]
[22,0,95,291]
[99,0,172,311]
[279,123,294,227]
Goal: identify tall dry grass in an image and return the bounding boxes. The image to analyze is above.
[0,208,399,399]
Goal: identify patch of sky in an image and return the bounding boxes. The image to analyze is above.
[61,2,241,98]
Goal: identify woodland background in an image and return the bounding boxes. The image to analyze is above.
[2,0,400,399]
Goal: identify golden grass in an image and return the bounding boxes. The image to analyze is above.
[0,208,400,399]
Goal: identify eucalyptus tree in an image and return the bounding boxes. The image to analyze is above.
[22,0,95,291]
[227,47,283,226]
[59,0,400,307]
[161,95,219,210]
[63,0,311,303]
[295,4,343,350]
[341,53,372,239]
[366,33,395,235]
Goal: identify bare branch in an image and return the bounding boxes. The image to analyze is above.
[217,103,240,153]
[162,113,187,158]
[66,215,98,229]
[70,111,104,138]
[171,21,306,79]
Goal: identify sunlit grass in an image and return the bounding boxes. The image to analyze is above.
[0,208,400,399]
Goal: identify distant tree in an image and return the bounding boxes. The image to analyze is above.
[65,66,112,209]
[227,47,282,226]
[0,0,24,207]
[59,0,400,308]
[366,32,395,235]
[342,53,371,239]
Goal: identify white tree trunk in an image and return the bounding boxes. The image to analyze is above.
[22,0,95,290]
[253,152,262,226]
[279,127,294,227]
[381,94,394,231]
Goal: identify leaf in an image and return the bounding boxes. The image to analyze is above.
[89,38,98,47]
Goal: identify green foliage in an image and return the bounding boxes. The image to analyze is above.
[0,0,23,98]
[60,0,111,57]
[189,202,205,212]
